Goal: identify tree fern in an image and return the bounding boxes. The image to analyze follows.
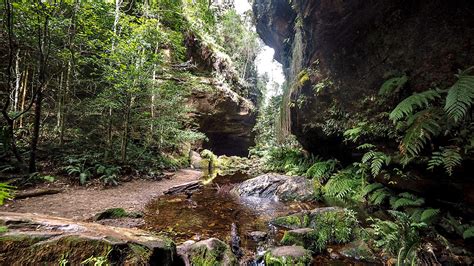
[444,67,474,123]
[389,90,440,122]
[399,109,442,158]
[427,146,462,176]
[306,159,339,182]
[390,192,425,210]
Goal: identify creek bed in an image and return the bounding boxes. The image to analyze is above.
[143,171,378,265]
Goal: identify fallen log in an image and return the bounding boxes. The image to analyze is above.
[14,188,63,199]
[163,181,202,195]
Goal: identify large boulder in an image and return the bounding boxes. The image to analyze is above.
[0,212,176,265]
[177,238,237,266]
[231,173,313,201]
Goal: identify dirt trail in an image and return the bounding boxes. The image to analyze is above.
[0,169,202,221]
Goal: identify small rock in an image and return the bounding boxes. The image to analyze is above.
[338,240,377,262]
[280,228,317,251]
[178,238,238,266]
[329,251,341,260]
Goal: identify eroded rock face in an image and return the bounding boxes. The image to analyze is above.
[0,212,176,265]
[254,0,474,158]
[230,173,313,201]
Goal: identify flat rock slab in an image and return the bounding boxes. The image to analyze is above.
[265,246,313,265]
[0,212,176,265]
[231,173,313,201]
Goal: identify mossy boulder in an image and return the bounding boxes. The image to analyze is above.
[271,214,307,229]
[177,238,237,266]
[93,208,143,221]
[264,246,313,266]
[0,212,176,265]
[280,228,318,251]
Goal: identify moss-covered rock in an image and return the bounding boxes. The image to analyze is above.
[280,228,318,251]
[264,246,313,266]
[271,214,308,229]
[93,208,143,221]
[178,238,237,266]
[0,212,176,265]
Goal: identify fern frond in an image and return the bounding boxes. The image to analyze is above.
[306,159,338,182]
[463,226,474,239]
[427,146,462,176]
[369,188,392,205]
[379,75,408,96]
[361,183,384,197]
[420,208,440,223]
[323,169,361,200]
[357,143,376,150]
[362,150,391,177]
[399,109,442,157]
[390,193,425,210]
[389,90,440,122]
[445,68,474,123]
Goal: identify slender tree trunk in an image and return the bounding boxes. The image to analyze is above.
[19,67,28,128]
[29,3,50,173]
[13,49,21,113]
[121,95,134,162]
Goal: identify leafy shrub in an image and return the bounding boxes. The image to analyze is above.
[0,183,14,205]
[311,209,359,251]
[305,159,339,182]
[264,147,316,176]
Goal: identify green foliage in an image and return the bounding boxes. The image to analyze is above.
[0,226,8,233]
[390,192,425,210]
[264,147,316,176]
[427,146,462,176]
[389,90,440,122]
[361,183,392,205]
[440,213,474,240]
[362,150,391,177]
[311,209,359,251]
[444,67,474,123]
[305,159,339,182]
[96,164,120,186]
[399,109,442,158]
[368,211,426,265]
[0,183,14,205]
[379,75,408,96]
[323,168,362,201]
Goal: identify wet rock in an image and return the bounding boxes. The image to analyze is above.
[0,212,176,265]
[231,173,313,201]
[329,251,341,260]
[264,246,313,265]
[177,238,238,266]
[338,240,377,262]
[163,181,203,196]
[248,231,268,242]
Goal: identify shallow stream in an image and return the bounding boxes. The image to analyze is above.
[143,170,375,265]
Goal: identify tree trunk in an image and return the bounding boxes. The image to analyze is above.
[121,95,134,163]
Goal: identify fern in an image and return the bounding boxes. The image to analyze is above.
[360,183,392,205]
[444,67,474,123]
[357,143,376,150]
[463,226,474,239]
[390,193,425,210]
[362,150,391,177]
[399,109,442,158]
[427,146,462,176]
[420,208,440,224]
[323,168,361,201]
[389,90,440,122]
[379,75,408,96]
[306,159,338,182]
[0,183,14,205]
